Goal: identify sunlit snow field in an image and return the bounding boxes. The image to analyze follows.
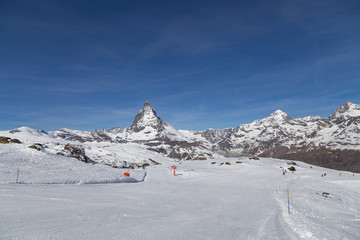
[1,149,359,240]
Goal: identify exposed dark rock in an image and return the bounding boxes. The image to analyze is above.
[0,137,11,144]
[59,144,90,163]
[288,166,296,171]
[55,130,87,143]
[216,139,234,152]
[269,146,360,173]
[259,146,290,158]
[149,158,160,165]
[145,142,163,147]
[28,143,44,151]
[9,129,20,134]
[0,136,20,144]
[168,148,208,160]
[147,147,167,154]
[11,138,21,143]
[287,161,298,166]
[92,130,113,142]
[322,192,330,198]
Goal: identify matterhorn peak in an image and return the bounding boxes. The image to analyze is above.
[141,101,156,115]
[141,101,155,111]
[129,101,163,133]
[143,101,152,108]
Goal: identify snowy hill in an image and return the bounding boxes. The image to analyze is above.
[0,143,146,184]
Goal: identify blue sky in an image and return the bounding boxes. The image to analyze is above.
[1,0,360,131]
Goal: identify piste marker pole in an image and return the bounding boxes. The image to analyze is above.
[287,188,290,214]
[16,166,20,183]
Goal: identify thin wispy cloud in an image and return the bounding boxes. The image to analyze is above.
[1,0,359,131]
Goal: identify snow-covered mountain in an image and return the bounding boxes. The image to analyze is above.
[0,102,215,169]
[1,101,359,172]
[188,101,360,172]
[107,101,195,142]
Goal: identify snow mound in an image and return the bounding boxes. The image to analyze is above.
[0,144,145,184]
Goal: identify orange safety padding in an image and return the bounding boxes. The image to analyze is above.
[124,172,130,177]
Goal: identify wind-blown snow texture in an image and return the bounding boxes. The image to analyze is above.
[1,155,359,240]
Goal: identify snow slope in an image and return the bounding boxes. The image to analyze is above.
[0,144,146,184]
[1,155,359,240]
[0,126,174,169]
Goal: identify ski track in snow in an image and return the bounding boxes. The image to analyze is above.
[1,158,360,239]
[274,168,360,240]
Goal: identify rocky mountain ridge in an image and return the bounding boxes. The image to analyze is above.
[2,101,360,172]
[190,100,360,172]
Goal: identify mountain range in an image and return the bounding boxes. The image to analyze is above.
[1,101,359,172]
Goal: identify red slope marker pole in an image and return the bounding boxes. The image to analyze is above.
[287,188,290,214]
[16,166,20,183]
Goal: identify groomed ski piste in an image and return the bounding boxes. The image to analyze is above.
[1,144,359,239]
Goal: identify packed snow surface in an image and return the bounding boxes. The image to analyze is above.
[0,144,146,184]
[1,149,359,240]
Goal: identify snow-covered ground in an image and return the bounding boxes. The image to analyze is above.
[0,144,146,184]
[1,150,359,239]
